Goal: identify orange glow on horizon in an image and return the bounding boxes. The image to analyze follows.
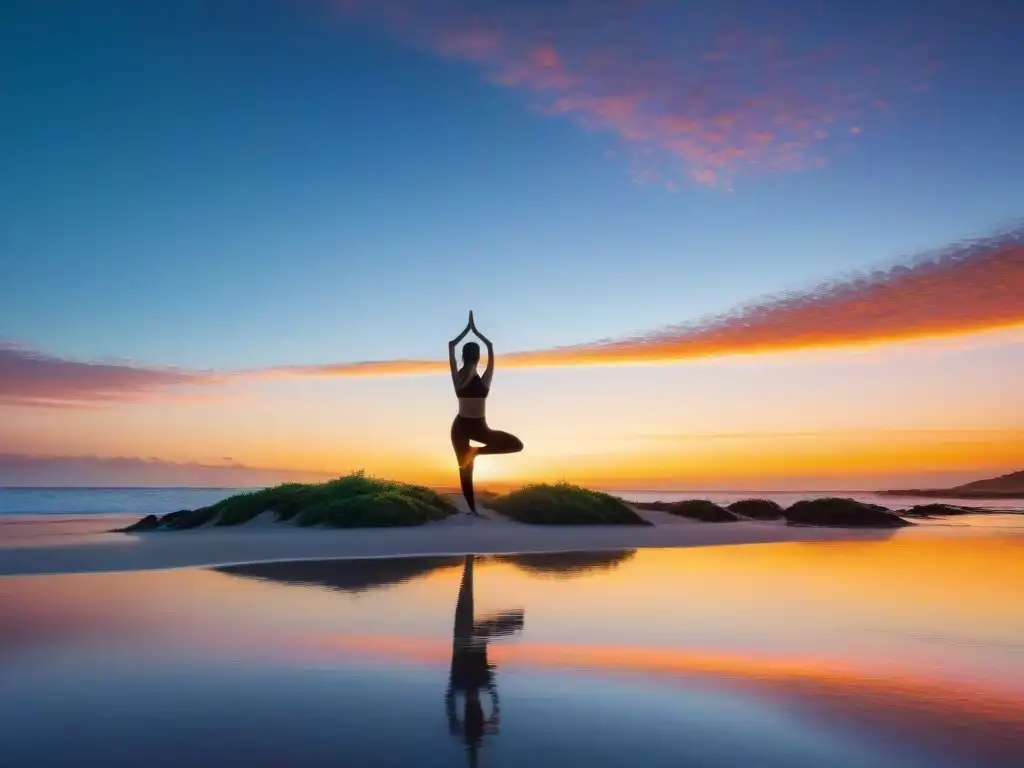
[213,425,1021,489]
[10,424,1015,489]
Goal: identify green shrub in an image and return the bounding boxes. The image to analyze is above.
[489,483,650,525]
[135,472,458,531]
[327,491,449,527]
[213,483,311,526]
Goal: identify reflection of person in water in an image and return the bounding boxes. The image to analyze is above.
[449,311,523,514]
[446,555,524,767]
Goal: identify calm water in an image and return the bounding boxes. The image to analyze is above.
[0,487,253,515]
[1,486,1021,516]
[2,537,1023,767]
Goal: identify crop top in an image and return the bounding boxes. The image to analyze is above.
[456,373,490,399]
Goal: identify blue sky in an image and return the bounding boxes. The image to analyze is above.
[4,0,1022,369]
[1,0,1021,487]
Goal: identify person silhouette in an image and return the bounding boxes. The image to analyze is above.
[445,555,524,767]
[449,312,523,514]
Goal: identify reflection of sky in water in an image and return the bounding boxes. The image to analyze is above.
[2,656,945,768]
[2,537,1023,767]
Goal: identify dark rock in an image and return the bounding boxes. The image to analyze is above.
[163,507,218,530]
[784,498,911,528]
[901,503,975,517]
[158,509,192,527]
[631,501,675,512]
[116,514,160,533]
[632,499,739,522]
[666,500,739,522]
[728,499,784,520]
[862,501,895,514]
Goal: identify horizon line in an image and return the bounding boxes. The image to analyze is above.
[0,484,935,493]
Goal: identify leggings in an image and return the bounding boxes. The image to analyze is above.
[451,416,523,512]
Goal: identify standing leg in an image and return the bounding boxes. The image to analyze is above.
[459,465,476,514]
[451,419,478,514]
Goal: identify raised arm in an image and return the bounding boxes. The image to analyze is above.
[448,311,474,385]
[470,314,496,387]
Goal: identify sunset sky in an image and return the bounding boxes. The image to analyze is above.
[2,0,1022,489]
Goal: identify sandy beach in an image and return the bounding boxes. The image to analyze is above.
[0,495,944,577]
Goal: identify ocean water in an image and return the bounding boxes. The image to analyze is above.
[2,538,1023,767]
[0,487,254,516]
[1,486,1020,517]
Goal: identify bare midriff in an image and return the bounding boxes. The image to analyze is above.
[457,397,487,419]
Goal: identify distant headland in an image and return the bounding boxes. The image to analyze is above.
[880,470,1024,499]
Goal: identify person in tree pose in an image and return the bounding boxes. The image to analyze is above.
[448,311,523,514]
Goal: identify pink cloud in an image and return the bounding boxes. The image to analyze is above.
[434,27,502,60]
[0,342,219,408]
[487,42,579,91]
[332,0,943,187]
[531,44,560,70]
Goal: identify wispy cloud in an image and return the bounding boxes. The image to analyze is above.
[515,224,1024,367]
[638,429,1024,443]
[333,0,942,187]
[286,222,1024,376]
[0,341,219,408]
[3,224,1021,406]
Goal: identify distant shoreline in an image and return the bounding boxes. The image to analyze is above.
[878,489,1024,500]
[878,470,1024,499]
[4,486,1024,507]
[4,485,1012,496]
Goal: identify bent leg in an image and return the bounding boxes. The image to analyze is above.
[476,428,524,456]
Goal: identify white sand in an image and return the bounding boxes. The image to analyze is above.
[0,497,910,577]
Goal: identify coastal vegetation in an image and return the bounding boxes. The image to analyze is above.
[118,472,456,532]
[116,475,1013,534]
[488,483,651,525]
